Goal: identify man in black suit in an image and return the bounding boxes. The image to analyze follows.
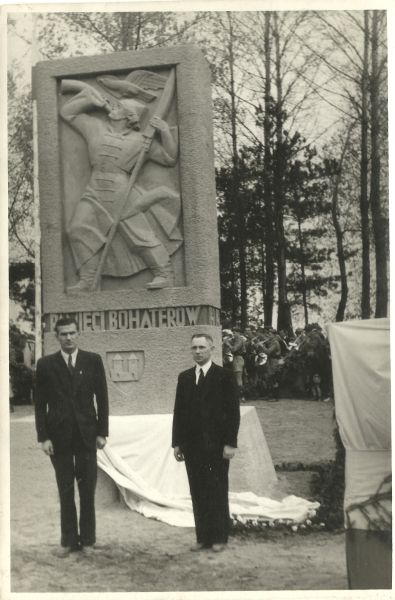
[172,333,240,552]
[35,317,109,557]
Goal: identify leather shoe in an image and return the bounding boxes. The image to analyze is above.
[212,543,226,552]
[81,545,95,556]
[190,543,207,552]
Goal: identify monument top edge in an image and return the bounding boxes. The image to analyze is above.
[33,43,207,73]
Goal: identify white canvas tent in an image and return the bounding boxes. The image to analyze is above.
[327,318,391,589]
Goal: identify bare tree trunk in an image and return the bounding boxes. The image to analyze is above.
[273,13,292,333]
[295,206,309,327]
[332,199,349,323]
[134,13,142,49]
[230,252,238,325]
[331,129,352,322]
[263,11,275,327]
[260,241,266,309]
[120,14,130,50]
[227,12,248,329]
[360,11,371,318]
[369,10,388,317]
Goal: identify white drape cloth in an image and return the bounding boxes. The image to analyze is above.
[97,411,319,527]
[327,318,391,529]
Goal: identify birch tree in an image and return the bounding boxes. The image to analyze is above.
[311,10,388,318]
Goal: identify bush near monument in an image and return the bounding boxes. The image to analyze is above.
[9,323,34,406]
[9,362,34,406]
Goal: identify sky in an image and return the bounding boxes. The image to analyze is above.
[7,8,360,148]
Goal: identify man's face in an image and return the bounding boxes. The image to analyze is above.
[125,110,140,130]
[56,323,79,354]
[108,104,129,121]
[108,104,140,129]
[191,336,213,366]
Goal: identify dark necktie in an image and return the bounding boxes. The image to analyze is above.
[67,354,74,376]
[196,368,204,395]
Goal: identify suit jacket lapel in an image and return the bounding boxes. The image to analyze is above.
[202,363,217,402]
[54,350,84,392]
[72,350,85,390]
[187,367,196,395]
[54,351,72,384]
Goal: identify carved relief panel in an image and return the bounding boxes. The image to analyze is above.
[59,68,184,293]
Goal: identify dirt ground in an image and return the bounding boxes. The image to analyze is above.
[8,400,348,593]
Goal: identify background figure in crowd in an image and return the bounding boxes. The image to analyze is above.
[220,322,333,402]
[222,329,234,368]
[35,317,109,558]
[298,324,332,400]
[172,334,240,552]
[259,328,282,401]
[229,326,247,403]
[243,326,258,388]
[311,373,322,401]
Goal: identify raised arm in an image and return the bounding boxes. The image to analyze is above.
[60,80,109,122]
[148,116,178,165]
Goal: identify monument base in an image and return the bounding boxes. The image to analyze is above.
[96,406,277,512]
[44,324,222,414]
[96,468,120,508]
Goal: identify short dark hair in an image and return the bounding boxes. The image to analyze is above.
[55,317,79,334]
[191,333,214,344]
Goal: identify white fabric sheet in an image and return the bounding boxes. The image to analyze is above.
[327,318,391,529]
[97,411,319,527]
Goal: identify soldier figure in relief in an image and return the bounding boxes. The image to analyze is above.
[60,73,181,292]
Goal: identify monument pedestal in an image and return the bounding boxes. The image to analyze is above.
[96,468,120,508]
[96,406,277,512]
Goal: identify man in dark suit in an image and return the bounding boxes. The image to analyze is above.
[35,317,109,557]
[172,333,240,552]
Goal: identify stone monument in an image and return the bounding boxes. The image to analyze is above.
[33,45,222,414]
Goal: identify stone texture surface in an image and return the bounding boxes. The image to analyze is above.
[230,406,277,496]
[44,324,222,414]
[33,45,219,312]
[34,46,221,414]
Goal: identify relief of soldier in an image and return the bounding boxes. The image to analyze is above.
[59,69,182,292]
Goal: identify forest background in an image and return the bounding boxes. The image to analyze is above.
[7,7,389,345]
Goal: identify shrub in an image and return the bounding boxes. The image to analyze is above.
[311,423,345,530]
[10,362,34,405]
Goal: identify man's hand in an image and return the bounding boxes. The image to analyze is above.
[174,446,185,462]
[150,116,169,132]
[41,440,54,456]
[96,436,107,450]
[223,445,236,460]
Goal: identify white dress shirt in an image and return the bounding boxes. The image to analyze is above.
[61,348,79,367]
[194,360,212,384]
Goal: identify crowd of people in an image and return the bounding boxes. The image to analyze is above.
[222,323,333,403]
